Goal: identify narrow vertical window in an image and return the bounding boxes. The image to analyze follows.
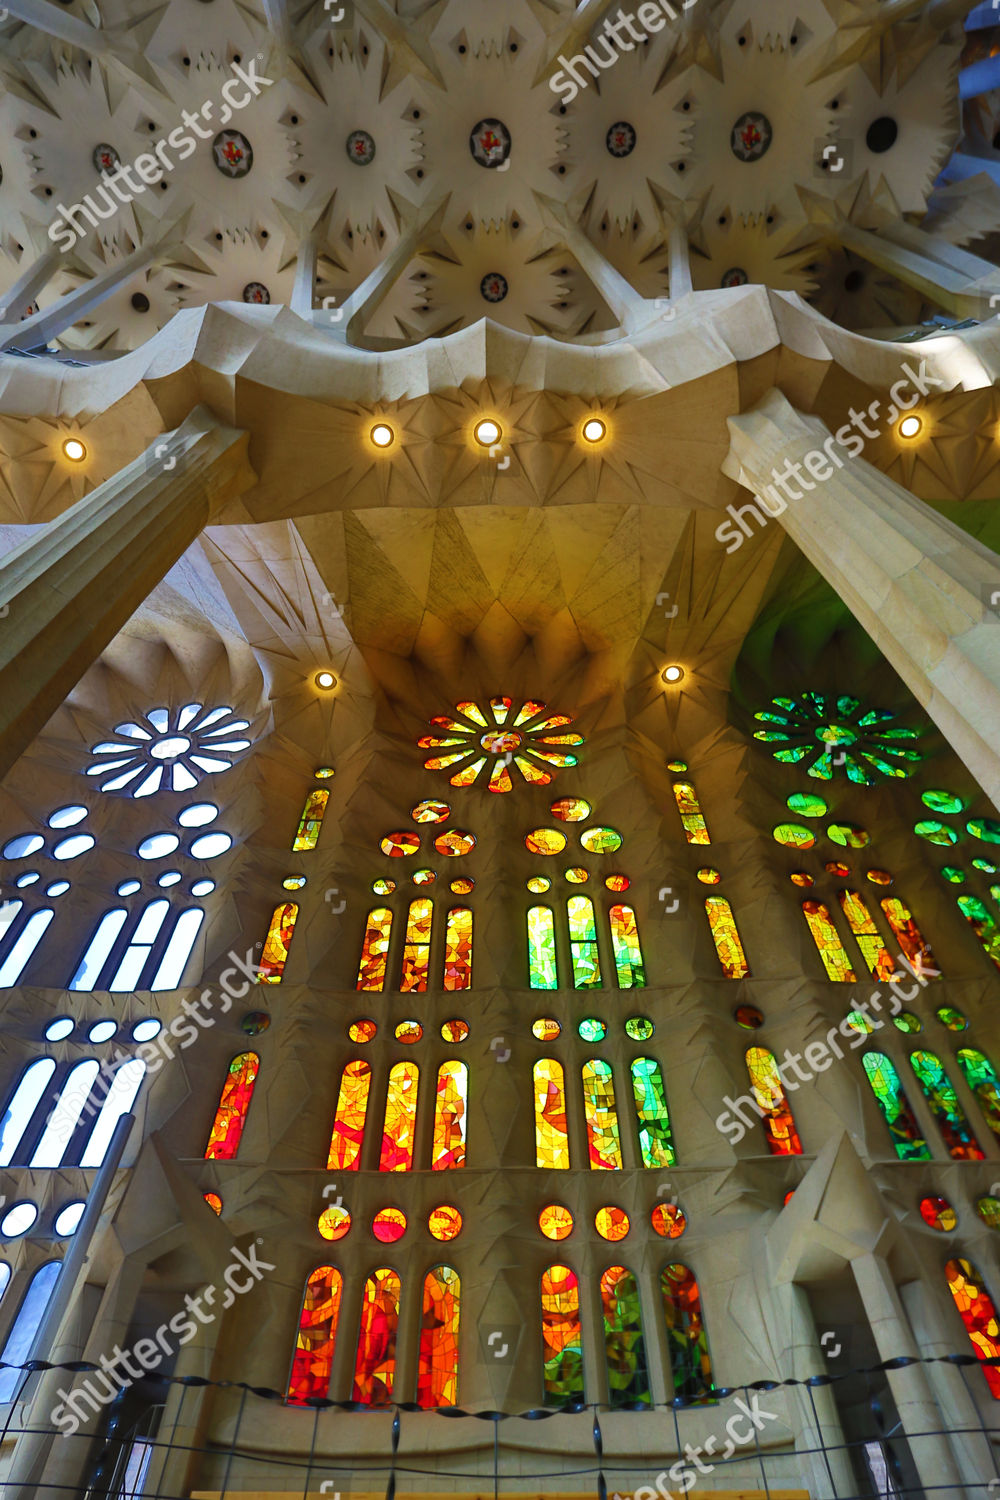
[109,899,171,991]
[533,1059,570,1169]
[0,1059,57,1166]
[909,1051,984,1160]
[945,1258,1000,1397]
[204,1052,260,1160]
[630,1058,675,1168]
[79,1059,146,1167]
[356,908,393,992]
[609,905,645,988]
[582,1059,622,1169]
[67,908,128,991]
[880,897,938,976]
[31,1060,101,1167]
[956,895,1000,972]
[861,1052,931,1161]
[705,897,749,979]
[568,896,601,988]
[286,1266,343,1406]
[0,909,55,988]
[661,1264,714,1402]
[257,903,299,984]
[671,781,710,844]
[418,1266,460,1408]
[528,906,558,989]
[956,1048,1000,1139]
[442,908,473,990]
[0,1262,60,1402]
[150,909,204,990]
[292,788,329,852]
[380,1062,418,1171]
[745,1047,802,1156]
[600,1266,651,1408]
[542,1265,583,1405]
[801,901,856,982]
[353,1268,400,1405]
[837,890,895,981]
[328,1060,372,1170]
[400,899,433,992]
[432,1061,467,1170]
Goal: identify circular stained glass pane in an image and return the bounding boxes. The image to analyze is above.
[434,829,476,857]
[893,1011,922,1034]
[734,1005,764,1029]
[595,1206,630,1242]
[828,824,869,849]
[922,790,964,814]
[532,1017,561,1041]
[372,878,396,895]
[625,1016,653,1040]
[411,800,450,823]
[45,1017,74,1041]
[935,1006,967,1031]
[53,834,95,861]
[525,828,566,856]
[696,868,721,885]
[132,1018,161,1042]
[605,874,630,892]
[844,1009,874,1036]
[381,832,420,857]
[976,1195,1000,1229]
[349,1019,377,1043]
[47,806,88,829]
[89,1020,117,1043]
[242,1011,270,1035]
[915,820,958,846]
[318,1205,351,1241]
[551,798,591,823]
[395,1020,423,1043]
[773,823,815,849]
[787,792,828,818]
[580,826,622,855]
[138,833,179,860]
[539,1204,574,1241]
[578,1017,607,1042]
[0,1202,37,1237]
[441,1019,469,1043]
[825,861,850,877]
[190,832,233,859]
[3,834,43,859]
[666,759,687,773]
[790,872,814,887]
[178,803,219,828]
[412,868,436,886]
[651,1203,687,1238]
[968,818,1000,844]
[527,876,551,893]
[451,877,475,894]
[939,866,965,884]
[373,1207,407,1243]
[283,875,307,892]
[565,867,589,884]
[866,869,893,886]
[919,1195,956,1232]
[54,1201,86,1236]
[429,1205,463,1242]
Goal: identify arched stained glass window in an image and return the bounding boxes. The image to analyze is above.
[745,1048,802,1156]
[609,905,645,988]
[705,897,749,979]
[67,908,128,991]
[79,1059,145,1168]
[31,1060,101,1167]
[401,898,433,993]
[380,1062,418,1171]
[837,889,895,981]
[328,1060,372,1170]
[533,1059,570,1169]
[204,1052,259,1160]
[528,906,558,989]
[801,901,856,982]
[293,788,329,852]
[945,1258,1000,1398]
[956,895,1000,971]
[600,1265,651,1407]
[432,1061,467,1170]
[956,1048,1000,1139]
[150,909,205,990]
[0,909,53,987]
[880,897,938,977]
[542,1264,583,1405]
[443,908,472,990]
[109,899,171,990]
[353,1267,400,1405]
[418,1266,460,1408]
[909,1051,984,1160]
[568,896,601,988]
[861,1053,930,1161]
[661,1264,714,1402]
[0,1261,59,1402]
[257,902,299,983]
[286,1266,343,1405]
[0,1059,57,1166]
[582,1059,622,1169]
[671,781,710,844]
[356,908,393,992]
[630,1058,675,1168]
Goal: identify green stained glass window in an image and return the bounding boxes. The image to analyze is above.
[974,858,999,874]
[528,906,558,989]
[909,1051,984,1161]
[940,866,965,884]
[861,1053,930,1161]
[753,692,922,784]
[968,818,1000,845]
[786,792,827,818]
[922,790,964,814]
[630,1057,675,1168]
[582,1059,622,1169]
[600,1266,651,1408]
[661,1264,714,1403]
[915,820,958,846]
[625,1016,654,1040]
[578,1018,607,1042]
[541,1265,583,1405]
[957,895,1000,971]
[936,1006,967,1031]
[773,823,815,850]
[827,824,870,849]
[671,782,710,845]
[609,904,646,988]
[956,1049,1000,1141]
[893,1011,921,1034]
[844,1009,874,1036]
[567,896,601,989]
[977,1196,1000,1229]
[580,826,623,855]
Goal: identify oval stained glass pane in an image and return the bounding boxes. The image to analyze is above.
[825,861,850,877]
[922,790,964,814]
[734,1005,764,1029]
[434,829,476,857]
[866,869,894,886]
[381,832,420,857]
[827,824,869,849]
[893,1011,922,1034]
[787,792,828,818]
[440,1019,469,1043]
[968,818,1000,844]
[190,833,233,859]
[790,872,814,887]
[578,1017,607,1042]
[915,820,958,846]
[605,874,630,892]
[919,1195,956,1231]
[580,826,622,855]
[525,829,566,856]
[696,868,721,885]
[372,1207,407,1243]
[428,1205,463,1241]
[411,800,451,823]
[527,877,551,893]
[976,1196,1000,1229]
[651,1203,687,1238]
[532,1017,561,1041]
[349,1019,377,1043]
[564,867,589,884]
[539,1204,573,1240]
[666,759,687,773]
[940,866,965,884]
[372,879,396,895]
[773,823,815,849]
[3,835,44,859]
[450,877,475,894]
[394,1020,423,1043]
[411,869,436,886]
[625,1016,653,1040]
[550,798,591,822]
[936,1007,967,1031]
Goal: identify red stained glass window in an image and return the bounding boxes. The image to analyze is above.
[418,1265,460,1408]
[204,1052,259,1160]
[328,1059,371,1171]
[352,1268,400,1405]
[257,902,298,983]
[745,1047,802,1156]
[286,1265,342,1405]
[946,1258,1000,1398]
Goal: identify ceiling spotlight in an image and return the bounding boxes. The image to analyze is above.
[315,671,337,690]
[662,665,684,684]
[62,438,86,462]
[898,414,922,440]
[474,418,502,448]
[582,417,606,444]
[371,422,394,449]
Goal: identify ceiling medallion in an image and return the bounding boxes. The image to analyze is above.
[480,272,508,303]
[731,112,772,162]
[212,130,254,178]
[345,129,376,166]
[420,697,583,794]
[469,118,511,169]
[606,122,636,158]
[93,143,121,175]
[721,267,749,288]
[243,282,271,304]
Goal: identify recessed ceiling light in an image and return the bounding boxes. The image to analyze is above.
[582,417,606,443]
[315,671,337,690]
[371,422,394,448]
[898,415,922,439]
[662,665,684,684]
[62,438,86,462]
[474,418,502,447]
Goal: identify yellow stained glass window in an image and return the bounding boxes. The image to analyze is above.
[356,908,392,992]
[582,1059,622,1169]
[539,1205,574,1240]
[746,1047,802,1155]
[528,906,558,988]
[418,1266,460,1408]
[526,828,567,856]
[551,797,591,822]
[293,789,329,852]
[568,895,601,988]
[429,1204,463,1241]
[837,889,895,981]
[534,1059,570,1169]
[881,897,939,977]
[380,1061,418,1171]
[704,897,749,979]
[432,1061,468,1170]
[672,781,710,844]
[609,904,645,987]
[257,902,298,984]
[328,1059,371,1171]
[802,901,856,982]
[443,907,473,990]
[400,898,433,993]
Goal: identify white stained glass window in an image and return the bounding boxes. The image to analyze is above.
[150,910,204,990]
[30,1060,101,1167]
[0,911,54,987]
[68,909,128,991]
[0,1262,58,1402]
[80,1060,145,1167]
[0,1060,57,1165]
[108,901,170,991]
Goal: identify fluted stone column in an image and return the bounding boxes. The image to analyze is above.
[723,388,1000,811]
[0,405,255,781]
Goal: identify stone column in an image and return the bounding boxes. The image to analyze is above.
[140,1283,225,1500]
[723,387,1000,811]
[835,220,1000,318]
[768,1281,855,1498]
[0,405,255,781]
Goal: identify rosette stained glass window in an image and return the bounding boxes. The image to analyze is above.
[420,699,582,793]
[753,692,922,783]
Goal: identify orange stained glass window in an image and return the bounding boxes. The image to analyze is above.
[745,1047,802,1156]
[542,1264,583,1404]
[356,908,393,992]
[328,1059,372,1170]
[418,1265,460,1408]
[945,1258,1000,1398]
[609,904,645,988]
[257,902,298,983]
[568,895,601,988]
[204,1192,222,1215]
[443,907,473,990]
[380,1062,419,1171]
[353,1268,400,1405]
[801,901,856,982]
[595,1206,630,1241]
[600,1265,651,1407]
[539,1205,574,1240]
[432,1061,468,1170]
[582,1059,623,1169]
[429,1204,463,1241]
[880,897,939,978]
[292,789,329,852]
[204,1052,259,1160]
[400,898,433,993]
[534,1058,570,1169]
[704,897,749,979]
[837,889,895,981]
[672,781,710,845]
[286,1266,342,1405]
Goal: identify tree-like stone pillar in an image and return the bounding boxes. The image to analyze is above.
[723,387,1000,811]
[0,405,255,781]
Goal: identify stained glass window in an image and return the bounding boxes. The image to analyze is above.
[381,831,421,857]
[287,1266,342,1405]
[257,902,298,984]
[630,1058,675,1168]
[909,1051,984,1160]
[705,897,750,979]
[0,1261,59,1402]
[880,898,938,976]
[773,823,815,850]
[919,1196,956,1231]
[443,908,473,989]
[801,901,856,982]
[422,699,581,791]
[353,1268,400,1405]
[753,692,921,783]
[428,1205,462,1241]
[671,781,710,844]
[582,1059,623,1169]
[956,895,1000,971]
[328,1060,372,1170]
[0,1060,57,1165]
[293,789,329,852]
[400,898,433,992]
[539,1205,574,1240]
[551,797,591,822]
[861,1053,930,1161]
[652,1204,686,1237]
[432,1061,467,1170]
[380,1062,418,1171]
[956,1048,1000,1139]
[568,896,601,988]
[417,1266,460,1408]
[600,1265,651,1407]
[526,828,567,856]
[828,824,870,849]
[434,829,476,857]
[609,905,646,987]
[204,1052,259,1160]
[534,1059,570,1169]
[80,1059,145,1167]
[356,908,393,991]
[968,818,1000,844]
[395,1020,422,1043]
[787,791,827,818]
[542,1264,583,1404]
[528,906,558,989]
[837,890,895,981]
[580,827,623,854]
[596,1206,630,1241]
[745,1048,802,1156]
[373,1208,407,1243]
[945,1258,1000,1398]
[661,1264,714,1402]
[318,1205,350,1240]
[32,1060,100,1167]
